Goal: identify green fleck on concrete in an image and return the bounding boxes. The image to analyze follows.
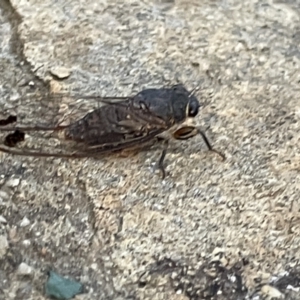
[45,271,83,300]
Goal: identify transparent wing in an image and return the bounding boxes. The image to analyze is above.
[0,91,168,158]
[0,92,131,130]
[0,128,165,158]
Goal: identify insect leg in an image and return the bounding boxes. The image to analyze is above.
[197,129,225,160]
[156,138,169,179]
[173,126,225,160]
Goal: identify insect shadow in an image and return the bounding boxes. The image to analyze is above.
[0,84,224,178]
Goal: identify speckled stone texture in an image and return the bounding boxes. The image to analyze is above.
[1,0,300,299]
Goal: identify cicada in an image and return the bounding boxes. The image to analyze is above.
[0,84,224,178]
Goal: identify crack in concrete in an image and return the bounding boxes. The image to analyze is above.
[0,0,50,91]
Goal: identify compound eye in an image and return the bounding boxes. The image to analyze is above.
[188,101,199,117]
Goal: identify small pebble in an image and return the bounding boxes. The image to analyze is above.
[0,235,9,258]
[22,240,31,247]
[234,42,244,52]
[20,217,30,227]
[28,81,35,87]
[261,285,283,299]
[9,227,18,240]
[6,178,20,188]
[0,190,9,201]
[0,215,7,224]
[41,247,47,256]
[17,262,34,276]
[50,66,71,79]
[287,284,300,292]
[90,263,98,270]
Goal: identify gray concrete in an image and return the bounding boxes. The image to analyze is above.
[1,0,300,299]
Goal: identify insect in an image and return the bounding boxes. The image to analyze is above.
[0,84,224,178]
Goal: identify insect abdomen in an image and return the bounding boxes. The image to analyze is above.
[64,105,128,145]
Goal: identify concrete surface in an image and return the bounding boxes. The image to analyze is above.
[1,0,300,299]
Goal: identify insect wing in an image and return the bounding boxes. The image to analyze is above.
[0,92,169,158]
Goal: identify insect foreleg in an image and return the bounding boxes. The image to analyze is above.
[173,126,225,161]
[156,138,169,179]
[196,129,225,160]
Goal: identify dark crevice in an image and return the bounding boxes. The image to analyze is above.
[0,0,50,93]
